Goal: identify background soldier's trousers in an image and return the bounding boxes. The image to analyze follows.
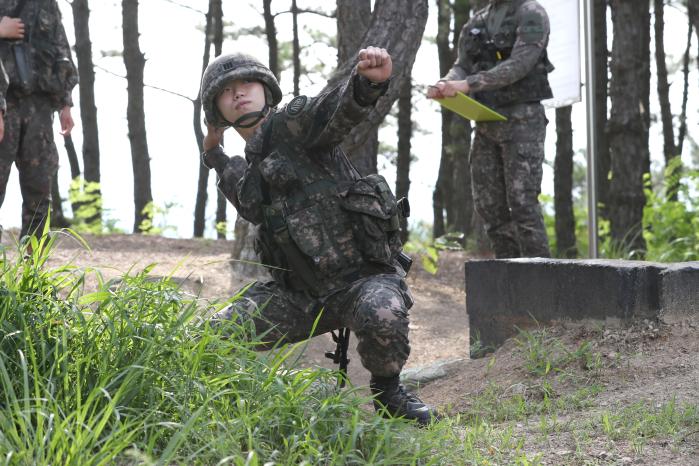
[213,273,413,378]
[0,94,59,238]
[470,102,551,258]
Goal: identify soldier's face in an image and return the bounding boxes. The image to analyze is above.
[216,79,266,123]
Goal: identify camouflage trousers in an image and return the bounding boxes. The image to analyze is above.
[213,273,413,378]
[470,102,551,258]
[0,94,59,237]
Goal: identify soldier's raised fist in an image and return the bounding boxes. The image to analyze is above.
[357,46,392,84]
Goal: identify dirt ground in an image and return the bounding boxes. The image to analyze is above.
[2,230,697,464]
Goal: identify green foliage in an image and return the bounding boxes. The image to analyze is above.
[596,399,699,454]
[403,223,463,275]
[138,201,178,235]
[67,178,122,235]
[0,230,478,464]
[515,328,602,377]
[642,158,699,262]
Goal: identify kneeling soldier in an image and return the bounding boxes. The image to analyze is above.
[199,47,440,426]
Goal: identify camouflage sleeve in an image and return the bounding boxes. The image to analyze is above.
[279,67,386,150]
[466,1,549,93]
[50,0,78,108]
[0,59,7,113]
[443,20,475,81]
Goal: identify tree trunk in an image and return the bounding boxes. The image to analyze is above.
[554,106,577,258]
[432,0,452,239]
[50,173,69,228]
[63,134,82,216]
[291,0,301,97]
[654,0,676,166]
[688,1,699,60]
[434,0,473,242]
[211,1,226,238]
[677,17,693,158]
[70,0,101,224]
[336,0,377,175]
[324,0,428,162]
[607,0,649,254]
[396,73,412,243]
[594,0,610,219]
[122,0,153,233]
[193,1,215,237]
[263,0,279,79]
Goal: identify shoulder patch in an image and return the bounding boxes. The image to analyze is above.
[286,95,308,117]
[519,10,547,44]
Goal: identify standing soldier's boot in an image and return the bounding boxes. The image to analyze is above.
[370,376,442,426]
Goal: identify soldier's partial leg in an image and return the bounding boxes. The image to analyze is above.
[502,104,550,258]
[326,274,440,425]
[0,96,22,212]
[16,97,59,238]
[326,274,412,377]
[470,125,521,258]
[212,280,343,347]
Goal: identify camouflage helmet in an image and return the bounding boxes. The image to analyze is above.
[201,53,282,128]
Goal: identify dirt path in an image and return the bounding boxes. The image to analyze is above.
[3,230,697,464]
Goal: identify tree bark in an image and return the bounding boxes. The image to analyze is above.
[554,106,577,258]
[50,173,70,228]
[336,0,377,175]
[211,1,226,238]
[434,0,473,241]
[688,1,699,58]
[608,0,649,254]
[70,0,101,224]
[323,0,428,164]
[122,0,153,233]
[432,0,452,239]
[677,17,693,158]
[396,73,412,243]
[193,1,215,237]
[654,0,676,166]
[593,0,610,219]
[263,0,279,79]
[291,0,301,97]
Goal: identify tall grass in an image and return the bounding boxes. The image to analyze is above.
[0,231,465,465]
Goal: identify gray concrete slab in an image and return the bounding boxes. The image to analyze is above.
[466,258,666,357]
[660,262,699,316]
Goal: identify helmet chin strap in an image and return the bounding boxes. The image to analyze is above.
[231,104,270,128]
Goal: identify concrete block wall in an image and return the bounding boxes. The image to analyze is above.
[466,259,699,357]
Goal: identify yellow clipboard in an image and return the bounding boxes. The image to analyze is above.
[435,91,507,122]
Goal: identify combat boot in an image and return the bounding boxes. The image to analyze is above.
[370,376,442,426]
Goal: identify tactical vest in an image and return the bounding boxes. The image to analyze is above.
[1,0,75,98]
[242,116,403,297]
[465,0,553,107]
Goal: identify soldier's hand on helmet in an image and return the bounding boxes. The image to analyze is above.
[426,80,470,99]
[357,46,392,83]
[0,16,25,39]
[59,106,74,136]
[203,123,226,152]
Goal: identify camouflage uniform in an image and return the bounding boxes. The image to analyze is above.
[205,66,413,379]
[445,0,552,258]
[0,0,78,237]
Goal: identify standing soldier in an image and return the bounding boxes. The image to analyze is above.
[199,48,441,426]
[428,0,553,258]
[0,0,78,238]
